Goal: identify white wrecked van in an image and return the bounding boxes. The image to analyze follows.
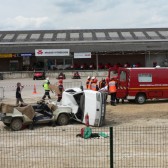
[60,88,107,126]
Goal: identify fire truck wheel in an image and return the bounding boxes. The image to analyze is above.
[135,94,146,104]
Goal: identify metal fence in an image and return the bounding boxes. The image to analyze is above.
[0,126,168,168]
[111,127,168,168]
[0,87,4,100]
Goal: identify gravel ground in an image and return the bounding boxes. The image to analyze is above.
[1,78,168,167]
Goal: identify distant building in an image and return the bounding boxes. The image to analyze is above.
[0,28,168,71]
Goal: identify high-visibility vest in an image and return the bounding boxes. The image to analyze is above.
[109,80,116,93]
[91,83,97,91]
[88,81,93,90]
[43,83,50,90]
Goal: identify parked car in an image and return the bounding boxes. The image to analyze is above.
[72,71,81,79]
[33,69,45,80]
[57,72,66,79]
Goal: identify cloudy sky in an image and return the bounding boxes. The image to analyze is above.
[0,0,167,30]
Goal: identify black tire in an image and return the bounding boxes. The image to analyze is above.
[135,94,146,104]
[4,123,10,127]
[10,118,23,131]
[33,77,36,80]
[57,114,69,126]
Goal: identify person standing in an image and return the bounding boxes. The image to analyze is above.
[57,79,64,102]
[108,77,117,106]
[42,77,51,100]
[16,82,25,106]
[86,76,91,89]
[99,78,106,89]
[91,78,99,91]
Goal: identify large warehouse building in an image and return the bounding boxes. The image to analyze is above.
[0,28,168,71]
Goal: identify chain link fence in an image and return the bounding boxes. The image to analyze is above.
[0,126,168,168]
[111,127,168,168]
[0,127,110,168]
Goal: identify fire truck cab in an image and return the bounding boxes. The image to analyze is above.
[108,67,168,104]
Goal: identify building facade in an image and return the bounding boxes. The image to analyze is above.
[0,28,168,71]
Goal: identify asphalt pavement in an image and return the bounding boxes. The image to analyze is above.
[0,77,103,104]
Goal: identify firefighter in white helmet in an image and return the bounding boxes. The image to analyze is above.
[86,76,91,89]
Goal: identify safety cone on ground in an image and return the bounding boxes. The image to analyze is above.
[32,84,37,94]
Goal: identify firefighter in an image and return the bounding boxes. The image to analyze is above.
[99,78,106,89]
[57,79,64,102]
[91,78,99,91]
[108,77,117,106]
[42,77,51,100]
[86,76,91,89]
[88,76,95,90]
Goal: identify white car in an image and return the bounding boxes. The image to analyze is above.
[60,88,106,126]
[1,88,106,131]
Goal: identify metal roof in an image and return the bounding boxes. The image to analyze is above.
[0,28,168,53]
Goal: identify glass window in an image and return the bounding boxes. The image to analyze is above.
[65,59,72,65]
[56,59,63,65]
[138,74,152,82]
[120,71,126,81]
[110,70,118,79]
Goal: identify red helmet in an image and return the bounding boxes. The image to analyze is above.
[94,78,98,83]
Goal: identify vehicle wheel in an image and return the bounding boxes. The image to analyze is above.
[10,118,23,131]
[4,123,10,127]
[57,114,69,126]
[135,94,146,104]
[33,77,36,80]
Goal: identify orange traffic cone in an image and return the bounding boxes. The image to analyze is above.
[32,84,37,94]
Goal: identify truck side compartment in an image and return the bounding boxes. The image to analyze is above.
[109,67,168,104]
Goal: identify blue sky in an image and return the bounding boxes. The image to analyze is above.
[0,0,167,30]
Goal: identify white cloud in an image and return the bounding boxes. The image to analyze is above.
[0,0,167,30]
[0,16,52,30]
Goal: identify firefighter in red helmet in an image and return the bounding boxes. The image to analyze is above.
[57,79,64,102]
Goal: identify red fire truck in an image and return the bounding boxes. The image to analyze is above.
[108,67,168,104]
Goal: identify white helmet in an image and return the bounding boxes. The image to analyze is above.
[91,76,95,80]
[46,77,49,81]
[87,76,90,79]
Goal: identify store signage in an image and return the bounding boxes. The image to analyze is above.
[35,49,70,56]
[0,54,13,58]
[20,53,33,57]
[74,52,91,58]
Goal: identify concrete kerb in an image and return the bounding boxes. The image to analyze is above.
[2,70,108,79]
